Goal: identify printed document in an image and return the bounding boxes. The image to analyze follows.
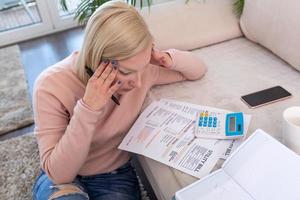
[175,129,300,200]
[119,99,251,178]
[158,99,251,159]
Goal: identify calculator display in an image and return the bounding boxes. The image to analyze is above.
[229,116,236,132]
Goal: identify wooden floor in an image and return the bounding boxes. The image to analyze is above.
[0,27,157,200]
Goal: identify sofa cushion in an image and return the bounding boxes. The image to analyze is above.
[139,0,242,51]
[142,37,300,199]
[240,0,300,71]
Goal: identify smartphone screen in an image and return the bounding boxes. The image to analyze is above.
[241,86,292,108]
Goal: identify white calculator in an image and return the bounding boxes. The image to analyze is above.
[194,111,244,139]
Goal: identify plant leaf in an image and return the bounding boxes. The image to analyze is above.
[63,0,155,24]
[59,0,68,11]
[233,0,244,18]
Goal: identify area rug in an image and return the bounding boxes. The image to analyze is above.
[0,134,151,200]
[0,134,39,200]
[0,45,34,135]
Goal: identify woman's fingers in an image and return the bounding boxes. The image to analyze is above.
[107,80,122,96]
[150,49,164,65]
[150,49,173,68]
[92,60,109,79]
[103,65,118,89]
[87,59,120,92]
[83,59,121,111]
[97,62,113,82]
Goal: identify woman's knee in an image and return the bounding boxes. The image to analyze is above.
[48,184,89,200]
[32,171,89,200]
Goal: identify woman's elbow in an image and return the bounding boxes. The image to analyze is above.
[188,62,207,81]
[198,62,208,79]
[46,170,75,185]
[42,161,75,185]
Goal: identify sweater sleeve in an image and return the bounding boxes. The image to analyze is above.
[33,80,104,184]
[154,49,207,86]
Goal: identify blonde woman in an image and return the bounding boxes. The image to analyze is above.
[32,1,207,199]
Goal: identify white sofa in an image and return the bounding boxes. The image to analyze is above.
[138,0,300,199]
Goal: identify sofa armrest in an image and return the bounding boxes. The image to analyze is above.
[139,0,242,51]
[240,0,300,71]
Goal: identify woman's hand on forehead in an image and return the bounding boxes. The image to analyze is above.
[150,47,173,68]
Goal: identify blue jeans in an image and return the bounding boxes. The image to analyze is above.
[32,161,141,200]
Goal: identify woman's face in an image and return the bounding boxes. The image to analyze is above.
[114,43,152,95]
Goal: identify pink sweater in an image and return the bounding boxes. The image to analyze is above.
[33,49,206,184]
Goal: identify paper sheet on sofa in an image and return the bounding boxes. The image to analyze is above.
[158,99,251,159]
[119,99,251,178]
[175,129,300,200]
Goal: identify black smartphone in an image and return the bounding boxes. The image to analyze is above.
[241,86,292,108]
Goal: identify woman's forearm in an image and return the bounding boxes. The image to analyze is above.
[166,49,207,80]
[34,88,103,184]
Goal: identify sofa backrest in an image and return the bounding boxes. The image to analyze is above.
[240,0,300,71]
[139,0,242,51]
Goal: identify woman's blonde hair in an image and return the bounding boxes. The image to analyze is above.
[75,0,153,84]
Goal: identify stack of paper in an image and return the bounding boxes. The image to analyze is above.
[119,99,251,179]
[175,129,300,200]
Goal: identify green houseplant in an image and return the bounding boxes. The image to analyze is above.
[233,0,244,17]
[60,0,153,24]
[60,0,244,24]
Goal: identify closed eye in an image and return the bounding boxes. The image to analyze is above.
[119,69,133,75]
